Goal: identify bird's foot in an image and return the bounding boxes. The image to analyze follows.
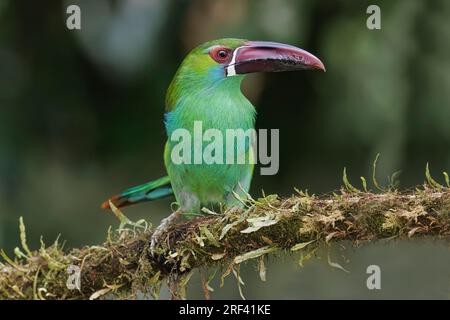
[150,210,182,256]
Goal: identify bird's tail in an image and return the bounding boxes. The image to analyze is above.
[101,176,173,210]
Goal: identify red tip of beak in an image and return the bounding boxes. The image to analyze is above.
[311,59,326,72]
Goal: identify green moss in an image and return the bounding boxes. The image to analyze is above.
[1,181,449,300]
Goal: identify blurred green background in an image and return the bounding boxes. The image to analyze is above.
[0,0,449,299]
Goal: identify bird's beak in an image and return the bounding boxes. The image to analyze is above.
[225,41,325,77]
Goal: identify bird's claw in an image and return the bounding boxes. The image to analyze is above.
[150,232,162,256]
[150,210,181,256]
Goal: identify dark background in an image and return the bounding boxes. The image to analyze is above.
[1,0,449,299]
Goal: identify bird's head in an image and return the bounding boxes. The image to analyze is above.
[166,38,325,108]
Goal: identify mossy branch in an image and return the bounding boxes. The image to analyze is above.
[1,182,450,299]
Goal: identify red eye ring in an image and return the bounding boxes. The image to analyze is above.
[209,47,232,63]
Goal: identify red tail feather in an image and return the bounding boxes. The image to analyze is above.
[101,195,131,210]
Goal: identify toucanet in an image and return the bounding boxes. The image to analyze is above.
[102,38,325,250]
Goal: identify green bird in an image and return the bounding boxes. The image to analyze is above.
[102,38,325,250]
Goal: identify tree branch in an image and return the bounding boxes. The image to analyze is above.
[1,186,449,299]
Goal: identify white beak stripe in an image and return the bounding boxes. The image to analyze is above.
[226,46,246,77]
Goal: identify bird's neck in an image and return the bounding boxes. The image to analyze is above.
[165,76,256,135]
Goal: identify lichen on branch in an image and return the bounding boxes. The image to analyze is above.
[1,173,450,299]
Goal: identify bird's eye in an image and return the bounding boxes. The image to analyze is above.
[218,50,227,58]
[209,47,232,63]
